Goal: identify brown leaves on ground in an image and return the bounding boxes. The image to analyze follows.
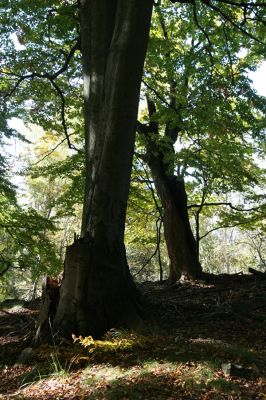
[0,275,266,399]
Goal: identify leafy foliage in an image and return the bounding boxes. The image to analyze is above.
[0,0,265,288]
[73,330,152,354]
[0,198,61,274]
[143,0,266,189]
[135,0,266,274]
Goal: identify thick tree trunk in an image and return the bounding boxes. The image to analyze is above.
[36,0,153,341]
[139,97,202,282]
[53,239,142,338]
[162,177,202,281]
[146,138,202,281]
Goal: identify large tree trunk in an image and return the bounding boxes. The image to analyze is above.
[36,0,153,340]
[147,153,202,282]
[163,178,202,281]
[139,98,202,282]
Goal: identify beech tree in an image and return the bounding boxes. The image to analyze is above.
[137,1,266,281]
[1,0,265,338]
[51,0,153,338]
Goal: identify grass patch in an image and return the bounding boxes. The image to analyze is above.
[208,378,240,392]
[187,338,259,365]
[19,353,71,389]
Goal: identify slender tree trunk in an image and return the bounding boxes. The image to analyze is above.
[36,0,153,340]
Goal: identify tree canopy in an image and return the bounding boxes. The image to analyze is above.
[0,0,265,294]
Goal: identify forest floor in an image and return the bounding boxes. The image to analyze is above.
[0,274,266,399]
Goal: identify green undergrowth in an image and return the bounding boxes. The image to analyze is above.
[32,329,262,373]
[19,353,72,388]
[71,329,261,367]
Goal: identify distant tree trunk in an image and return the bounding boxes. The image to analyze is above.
[29,278,38,301]
[147,152,202,281]
[36,0,153,340]
[163,178,202,281]
[138,98,202,281]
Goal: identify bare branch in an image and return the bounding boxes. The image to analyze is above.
[187,201,265,213]
[199,219,256,240]
[31,133,77,166]
[48,78,80,152]
[51,37,81,79]
[133,216,163,276]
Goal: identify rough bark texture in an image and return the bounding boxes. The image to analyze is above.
[35,277,60,341]
[140,98,202,281]
[35,0,154,340]
[52,239,143,338]
[147,153,202,281]
[163,178,202,281]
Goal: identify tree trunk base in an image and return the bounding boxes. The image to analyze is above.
[34,276,61,343]
[36,239,145,342]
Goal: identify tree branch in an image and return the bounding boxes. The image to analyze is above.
[142,79,183,119]
[222,23,235,83]
[187,201,265,213]
[4,36,80,97]
[192,2,215,73]
[48,78,80,152]
[0,252,17,276]
[0,261,12,277]
[168,0,264,43]
[199,219,256,241]
[31,133,77,166]
[136,120,152,135]
[51,37,81,80]
[133,216,163,277]
[142,80,167,106]
[214,0,266,8]
[169,0,266,7]
[136,156,163,218]
[2,37,81,151]
[202,0,264,44]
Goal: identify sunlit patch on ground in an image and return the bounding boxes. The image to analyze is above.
[0,279,265,399]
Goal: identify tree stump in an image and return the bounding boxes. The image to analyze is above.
[34,275,62,343]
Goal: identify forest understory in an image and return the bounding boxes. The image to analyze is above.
[0,274,265,400]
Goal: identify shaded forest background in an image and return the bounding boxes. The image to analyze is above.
[0,1,266,399]
[0,0,265,296]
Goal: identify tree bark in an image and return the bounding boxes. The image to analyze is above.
[147,149,202,281]
[165,177,202,281]
[56,0,153,337]
[139,97,202,282]
[36,0,153,340]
